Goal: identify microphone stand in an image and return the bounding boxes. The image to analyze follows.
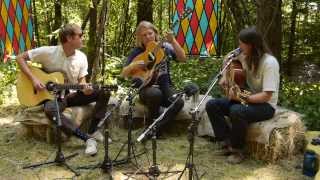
[178,57,235,180]
[112,88,145,167]
[77,101,121,178]
[128,93,183,179]
[23,90,79,176]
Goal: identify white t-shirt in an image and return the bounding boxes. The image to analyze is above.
[245,53,280,107]
[27,45,88,84]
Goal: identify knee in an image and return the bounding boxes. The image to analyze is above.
[205,99,219,113]
[176,98,184,110]
[229,104,245,120]
[44,101,56,117]
[141,88,162,103]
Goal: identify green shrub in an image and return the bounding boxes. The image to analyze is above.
[0,62,17,105]
[279,78,320,130]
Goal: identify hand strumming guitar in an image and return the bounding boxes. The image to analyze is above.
[31,76,46,91]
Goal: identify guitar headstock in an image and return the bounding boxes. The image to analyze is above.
[171,7,193,29]
[101,84,118,92]
[178,7,193,20]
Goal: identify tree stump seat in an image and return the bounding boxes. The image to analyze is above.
[15,97,121,143]
[15,104,95,143]
[117,94,212,134]
[198,105,306,162]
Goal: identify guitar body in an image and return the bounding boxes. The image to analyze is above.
[127,41,165,86]
[16,66,64,107]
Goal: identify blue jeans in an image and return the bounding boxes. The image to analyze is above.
[205,98,275,149]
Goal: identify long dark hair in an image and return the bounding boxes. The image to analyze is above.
[239,26,271,74]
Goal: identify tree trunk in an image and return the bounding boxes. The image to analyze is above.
[117,0,130,55]
[225,0,251,33]
[157,0,163,34]
[90,0,109,82]
[32,0,40,46]
[256,0,282,61]
[286,0,298,76]
[50,0,62,45]
[137,0,153,24]
[87,0,98,80]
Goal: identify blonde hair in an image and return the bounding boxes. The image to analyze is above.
[59,23,81,43]
[135,21,160,48]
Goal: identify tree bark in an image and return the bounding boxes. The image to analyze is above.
[50,0,62,45]
[137,0,153,24]
[286,0,298,76]
[256,0,282,61]
[87,0,98,80]
[32,0,40,46]
[90,0,109,82]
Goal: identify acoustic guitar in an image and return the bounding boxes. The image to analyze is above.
[123,8,192,88]
[16,66,117,107]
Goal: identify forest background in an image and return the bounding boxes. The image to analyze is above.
[0,0,319,131]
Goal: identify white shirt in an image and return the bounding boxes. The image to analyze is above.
[27,45,88,84]
[246,53,280,107]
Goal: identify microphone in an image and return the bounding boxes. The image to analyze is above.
[171,83,199,99]
[131,77,143,88]
[227,47,242,59]
[183,83,199,97]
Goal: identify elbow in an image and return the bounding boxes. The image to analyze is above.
[178,54,187,62]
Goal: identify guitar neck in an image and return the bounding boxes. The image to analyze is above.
[46,83,117,91]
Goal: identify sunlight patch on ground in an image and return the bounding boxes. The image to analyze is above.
[0,116,17,125]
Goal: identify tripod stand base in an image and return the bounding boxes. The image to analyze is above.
[23,152,80,176]
[124,166,183,180]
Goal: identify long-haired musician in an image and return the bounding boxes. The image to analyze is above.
[205,26,280,164]
[121,21,186,138]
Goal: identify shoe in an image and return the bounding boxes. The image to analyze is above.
[85,138,98,156]
[214,143,232,156]
[227,152,245,164]
[90,130,112,143]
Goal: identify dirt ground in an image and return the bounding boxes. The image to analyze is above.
[0,94,314,180]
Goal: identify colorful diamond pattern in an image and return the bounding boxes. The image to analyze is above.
[0,0,33,56]
[172,0,220,56]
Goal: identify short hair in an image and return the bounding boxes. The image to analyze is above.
[135,21,159,48]
[59,23,81,43]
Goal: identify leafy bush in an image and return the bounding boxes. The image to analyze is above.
[170,57,224,98]
[279,78,320,130]
[0,62,17,105]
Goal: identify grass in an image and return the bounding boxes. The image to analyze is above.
[0,93,314,180]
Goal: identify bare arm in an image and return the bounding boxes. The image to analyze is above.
[16,52,46,91]
[246,91,273,104]
[78,76,93,95]
[166,31,187,62]
[121,61,147,78]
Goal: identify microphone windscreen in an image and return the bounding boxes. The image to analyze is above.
[227,47,242,59]
[131,77,143,88]
[183,83,199,97]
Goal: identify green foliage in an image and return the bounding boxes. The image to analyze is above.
[279,77,320,130]
[170,58,224,98]
[0,62,17,105]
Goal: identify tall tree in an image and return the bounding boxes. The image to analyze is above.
[90,0,109,82]
[225,0,252,33]
[87,0,99,79]
[32,0,40,46]
[137,0,153,24]
[286,0,299,76]
[50,0,62,45]
[256,0,282,61]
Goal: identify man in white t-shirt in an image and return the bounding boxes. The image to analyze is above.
[16,23,110,156]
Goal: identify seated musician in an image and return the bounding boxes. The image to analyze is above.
[16,23,110,156]
[205,26,280,164]
[121,21,187,138]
